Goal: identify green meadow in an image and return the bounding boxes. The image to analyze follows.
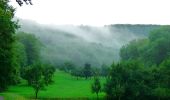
[0,70,106,100]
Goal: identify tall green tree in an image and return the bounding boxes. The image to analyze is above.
[0,0,18,91]
[104,62,127,100]
[24,63,56,99]
[29,63,44,99]
[91,76,101,99]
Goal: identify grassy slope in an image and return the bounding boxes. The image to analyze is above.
[0,70,106,99]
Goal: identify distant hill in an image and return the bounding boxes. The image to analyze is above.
[17,19,161,67]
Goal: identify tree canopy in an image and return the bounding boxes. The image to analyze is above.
[0,0,18,91]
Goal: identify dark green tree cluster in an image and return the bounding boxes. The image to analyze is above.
[69,63,109,80]
[105,26,170,100]
[71,68,84,80]
[105,60,170,100]
[105,61,151,100]
[59,62,93,79]
[120,26,170,66]
[0,0,19,91]
[83,63,93,79]
[60,61,76,73]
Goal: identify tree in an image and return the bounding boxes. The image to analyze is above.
[24,63,55,99]
[104,61,154,100]
[91,76,101,99]
[120,39,149,62]
[100,64,110,77]
[62,61,75,73]
[104,62,127,100]
[148,27,170,65]
[29,63,44,99]
[111,84,125,100]
[42,64,56,85]
[83,63,92,79]
[71,68,83,80]
[0,0,18,91]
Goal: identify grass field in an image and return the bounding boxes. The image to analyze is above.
[0,70,106,99]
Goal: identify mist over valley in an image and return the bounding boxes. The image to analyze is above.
[17,19,160,67]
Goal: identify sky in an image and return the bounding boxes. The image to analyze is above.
[10,0,170,26]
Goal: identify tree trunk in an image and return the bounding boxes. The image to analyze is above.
[118,96,121,100]
[35,89,38,99]
[97,93,99,100]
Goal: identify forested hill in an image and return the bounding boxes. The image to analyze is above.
[108,24,161,36]
[17,19,161,67]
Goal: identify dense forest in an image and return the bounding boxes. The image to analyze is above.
[1,0,170,100]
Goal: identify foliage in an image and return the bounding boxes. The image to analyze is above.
[29,63,44,99]
[71,68,84,80]
[61,61,75,73]
[11,40,28,84]
[107,31,170,99]
[104,61,157,100]
[100,64,110,77]
[16,32,41,66]
[83,63,93,79]
[23,63,55,99]
[0,0,18,91]
[42,64,56,85]
[116,26,170,99]
[91,76,101,99]
[120,26,170,66]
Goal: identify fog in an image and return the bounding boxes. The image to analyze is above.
[18,19,156,67]
[50,25,140,48]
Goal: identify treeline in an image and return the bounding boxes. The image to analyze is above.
[58,62,110,79]
[110,24,161,36]
[104,26,170,100]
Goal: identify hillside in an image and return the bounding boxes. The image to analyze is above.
[17,19,161,67]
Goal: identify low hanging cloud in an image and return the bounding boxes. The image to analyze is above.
[18,19,156,67]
